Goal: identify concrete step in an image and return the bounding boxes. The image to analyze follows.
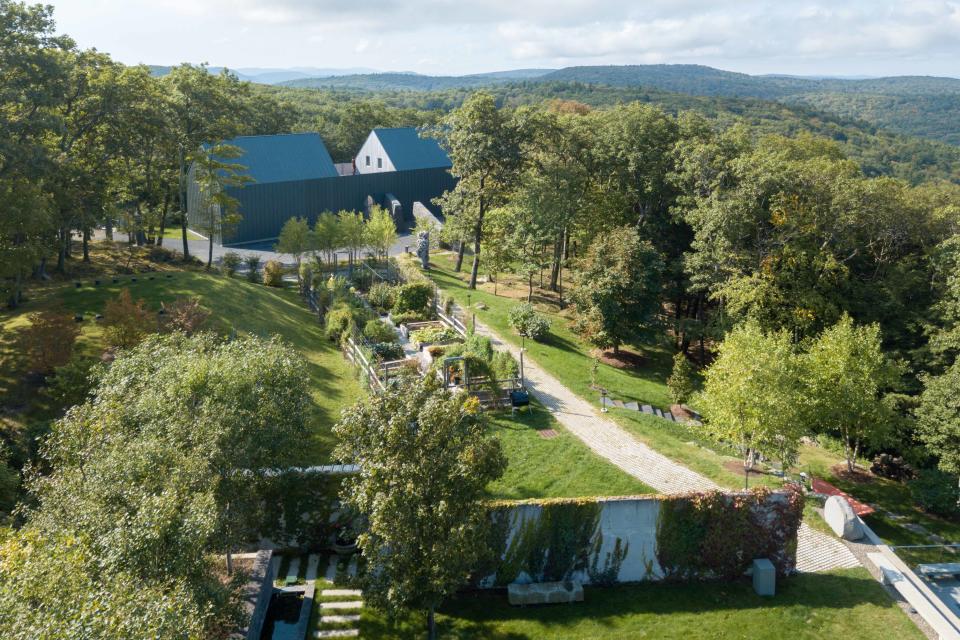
[305,554,320,582]
[322,589,362,598]
[325,555,338,582]
[285,557,301,584]
[315,630,359,639]
[321,614,361,624]
[320,600,363,610]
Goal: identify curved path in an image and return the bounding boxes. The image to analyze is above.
[467,313,858,573]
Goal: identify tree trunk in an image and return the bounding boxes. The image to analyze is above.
[469,228,482,290]
[454,241,465,272]
[427,605,436,640]
[56,227,67,273]
[226,549,233,576]
[528,272,534,302]
[8,270,21,309]
[181,217,190,259]
[180,146,190,259]
[207,233,214,270]
[105,217,113,241]
[157,189,170,247]
[82,227,90,262]
[549,236,562,292]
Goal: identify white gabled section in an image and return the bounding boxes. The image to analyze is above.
[355,130,395,174]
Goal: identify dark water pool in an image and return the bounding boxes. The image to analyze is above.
[259,591,303,640]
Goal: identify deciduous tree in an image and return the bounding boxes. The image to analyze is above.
[334,374,506,640]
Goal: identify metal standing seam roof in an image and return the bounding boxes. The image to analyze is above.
[212,132,338,184]
[372,127,452,171]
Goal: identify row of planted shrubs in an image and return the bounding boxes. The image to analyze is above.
[221,252,286,287]
[367,281,437,325]
[316,276,407,363]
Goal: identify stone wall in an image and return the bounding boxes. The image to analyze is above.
[474,488,803,587]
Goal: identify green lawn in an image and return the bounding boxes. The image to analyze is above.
[361,568,923,640]
[421,252,960,543]
[486,402,653,500]
[1,265,361,465]
[422,252,764,493]
[159,227,204,240]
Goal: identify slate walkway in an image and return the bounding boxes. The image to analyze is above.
[465,312,859,574]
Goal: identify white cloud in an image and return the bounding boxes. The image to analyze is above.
[44,0,960,76]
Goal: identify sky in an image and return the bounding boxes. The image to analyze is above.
[46,0,960,78]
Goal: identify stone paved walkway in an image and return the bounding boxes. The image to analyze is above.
[466,313,858,574]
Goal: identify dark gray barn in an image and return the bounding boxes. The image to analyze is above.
[186,129,455,247]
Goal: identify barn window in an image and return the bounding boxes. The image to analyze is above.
[377,158,383,168]
[365,155,370,166]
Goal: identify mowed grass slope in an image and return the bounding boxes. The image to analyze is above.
[421,252,960,543]
[486,402,652,499]
[1,267,361,464]
[362,568,924,640]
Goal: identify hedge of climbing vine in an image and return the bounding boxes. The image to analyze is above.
[655,486,803,580]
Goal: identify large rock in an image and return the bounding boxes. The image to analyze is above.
[824,495,864,540]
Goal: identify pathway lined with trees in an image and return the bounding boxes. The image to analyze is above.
[463,308,859,573]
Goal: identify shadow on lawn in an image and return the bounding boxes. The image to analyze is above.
[362,571,896,639]
[442,571,890,627]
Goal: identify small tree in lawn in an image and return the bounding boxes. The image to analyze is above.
[700,321,804,487]
[274,217,312,283]
[221,251,242,277]
[191,143,252,269]
[570,226,663,355]
[364,206,397,264]
[916,360,960,494]
[160,298,210,335]
[244,254,261,283]
[19,308,81,375]
[104,289,154,349]
[312,211,341,271]
[667,352,695,405]
[334,373,506,640]
[803,315,900,473]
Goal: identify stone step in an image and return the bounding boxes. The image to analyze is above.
[321,614,361,624]
[315,630,359,639]
[624,401,639,411]
[320,600,363,610]
[305,554,320,582]
[664,412,675,422]
[322,589,362,598]
[325,555,338,582]
[611,399,624,408]
[641,405,654,414]
[285,557,301,584]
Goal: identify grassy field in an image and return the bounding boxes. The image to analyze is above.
[1,256,362,464]
[360,568,923,640]
[1,242,653,498]
[421,251,960,544]
[486,402,652,499]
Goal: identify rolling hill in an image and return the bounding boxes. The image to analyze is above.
[277,64,960,147]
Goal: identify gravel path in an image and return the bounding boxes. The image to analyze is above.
[466,312,859,573]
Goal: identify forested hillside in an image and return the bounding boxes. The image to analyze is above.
[261,81,960,184]
[280,64,960,149]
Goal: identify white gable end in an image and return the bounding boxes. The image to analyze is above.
[355,131,396,174]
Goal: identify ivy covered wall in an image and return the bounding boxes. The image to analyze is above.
[474,488,803,587]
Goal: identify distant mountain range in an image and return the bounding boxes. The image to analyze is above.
[148,63,960,147]
[273,64,960,146]
[147,65,383,84]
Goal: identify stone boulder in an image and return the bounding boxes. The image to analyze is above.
[824,495,864,540]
